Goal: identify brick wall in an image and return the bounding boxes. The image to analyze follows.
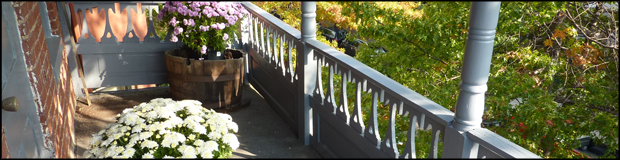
[0,1,76,158]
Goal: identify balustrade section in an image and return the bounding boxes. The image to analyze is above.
[241,2,303,136]
[63,1,178,88]
[305,39,455,158]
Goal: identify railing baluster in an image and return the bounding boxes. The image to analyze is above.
[272,29,278,65]
[252,17,257,51]
[288,39,295,82]
[279,33,285,75]
[430,127,441,158]
[350,79,365,135]
[336,70,350,124]
[326,63,337,114]
[265,27,271,62]
[259,22,264,57]
[364,90,381,148]
[400,114,417,158]
[381,101,399,158]
[314,56,325,101]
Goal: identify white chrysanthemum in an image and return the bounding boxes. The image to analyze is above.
[178,145,197,158]
[89,134,103,146]
[104,145,122,157]
[227,121,238,133]
[161,132,186,148]
[164,102,184,113]
[200,151,213,159]
[119,112,145,126]
[122,147,136,158]
[98,129,106,135]
[187,121,207,134]
[219,113,233,121]
[193,139,205,147]
[156,106,176,118]
[141,140,159,149]
[146,124,159,132]
[218,125,229,134]
[184,115,204,124]
[101,137,115,147]
[126,140,136,148]
[112,133,124,140]
[164,116,184,129]
[107,123,122,134]
[223,133,240,150]
[142,152,155,158]
[145,110,159,119]
[131,124,144,133]
[122,108,133,114]
[204,140,219,153]
[207,131,222,140]
[180,100,204,115]
[162,155,175,159]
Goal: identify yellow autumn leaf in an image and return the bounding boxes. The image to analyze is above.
[544,39,552,46]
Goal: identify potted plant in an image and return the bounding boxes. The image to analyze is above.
[83,98,240,158]
[157,1,250,110]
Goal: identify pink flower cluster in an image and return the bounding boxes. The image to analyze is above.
[159,1,249,57]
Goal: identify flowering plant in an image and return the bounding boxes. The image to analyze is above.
[83,98,240,158]
[159,1,249,60]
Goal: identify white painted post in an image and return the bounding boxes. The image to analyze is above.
[442,2,501,158]
[299,1,317,145]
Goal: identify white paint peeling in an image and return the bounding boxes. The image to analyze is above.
[25,59,53,155]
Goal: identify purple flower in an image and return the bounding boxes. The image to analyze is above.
[199,58,204,60]
[183,19,188,25]
[199,25,209,32]
[222,33,229,40]
[201,45,207,54]
[173,1,183,7]
[218,9,227,16]
[202,8,210,15]
[211,23,218,30]
[174,26,183,35]
[189,19,195,26]
[219,23,226,29]
[169,17,179,26]
[170,35,178,42]
[157,11,163,20]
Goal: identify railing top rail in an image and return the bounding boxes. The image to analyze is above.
[240,2,301,40]
[305,39,455,126]
[467,128,542,158]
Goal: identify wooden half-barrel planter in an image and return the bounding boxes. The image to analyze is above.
[165,49,245,110]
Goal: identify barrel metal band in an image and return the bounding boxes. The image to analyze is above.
[167,72,241,82]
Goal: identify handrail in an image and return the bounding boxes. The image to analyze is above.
[467,128,542,158]
[240,2,301,40]
[305,39,454,127]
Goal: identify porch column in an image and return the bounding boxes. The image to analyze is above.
[298,1,317,145]
[442,2,501,158]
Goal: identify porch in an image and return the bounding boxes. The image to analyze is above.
[60,1,541,158]
[73,84,320,158]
